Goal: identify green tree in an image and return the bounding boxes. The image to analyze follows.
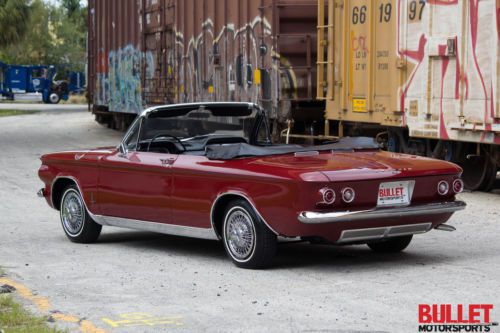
[0,0,87,72]
[0,0,52,65]
[61,0,81,18]
[0,0,31,46]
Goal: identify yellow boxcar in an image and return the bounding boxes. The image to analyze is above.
[318,0,499,190]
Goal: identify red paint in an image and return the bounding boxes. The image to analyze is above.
[438,44,450,140]
[379,187,404,198]
[426,0,458,5]
[453,37,461,100]
[96,51,109,73]
[399,34,427,113]
[491,83,499,125]
[497,0,500,42]
[469,0,491,129]
[38,147,463,242]
[419,304,493,324]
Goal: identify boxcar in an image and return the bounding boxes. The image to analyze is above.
[317,0,499,190]
[87,0,321,131]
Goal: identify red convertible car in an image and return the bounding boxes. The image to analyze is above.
[38,102,466,268]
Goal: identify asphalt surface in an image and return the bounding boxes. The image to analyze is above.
[0,108,499,333]
[0,102,88,111]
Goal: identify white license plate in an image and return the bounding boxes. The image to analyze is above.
[377,181,412,207]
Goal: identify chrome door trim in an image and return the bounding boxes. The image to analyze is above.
[90,214,218,240]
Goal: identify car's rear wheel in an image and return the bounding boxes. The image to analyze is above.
[222,199,277,269]
[367,235,413,253]
[60,185,102,243]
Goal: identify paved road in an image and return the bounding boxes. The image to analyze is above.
[0,110,499,333]
[0,102,87,111]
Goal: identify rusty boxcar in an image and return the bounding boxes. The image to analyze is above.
[317,0,499,190]
[87,0,321,132]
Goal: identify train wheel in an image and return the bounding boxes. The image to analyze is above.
[460,155,490,191]
[459,144,497,191]
[479,147,499,192]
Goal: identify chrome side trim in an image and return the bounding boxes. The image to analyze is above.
[91,215,218,240]
[298,201,466,224]
[337,223,433,243]
[210,191,280,238]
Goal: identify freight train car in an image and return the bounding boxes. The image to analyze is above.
[317,0,499,190]
[87,0,321,134]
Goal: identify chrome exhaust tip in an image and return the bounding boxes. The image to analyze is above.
[37,188,45,198]
[435,224,456,232]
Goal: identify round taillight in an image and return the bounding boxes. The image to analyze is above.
[319,188,336,205]
[341,187,355,203]
[437,181,449,196]
[452,179,464,194]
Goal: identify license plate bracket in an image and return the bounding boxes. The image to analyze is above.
[377,181,414,207]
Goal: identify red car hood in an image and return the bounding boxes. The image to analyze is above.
[247,150,462,182]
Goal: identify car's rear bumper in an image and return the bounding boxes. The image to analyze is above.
[298,200,466,224]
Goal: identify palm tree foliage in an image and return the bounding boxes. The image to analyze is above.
[0,0,31,46]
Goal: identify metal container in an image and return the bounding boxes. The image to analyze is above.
[318,0,499,190]
[87,0,319,124]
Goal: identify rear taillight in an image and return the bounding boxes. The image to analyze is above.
[452,179,464,194]
[319,187,336,205]
[341,187,355,203]
[437,181,449,196]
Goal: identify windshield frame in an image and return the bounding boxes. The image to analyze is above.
[120,103,269,153]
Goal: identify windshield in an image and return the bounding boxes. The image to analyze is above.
[129,104,269,154]
[141,105,259,143]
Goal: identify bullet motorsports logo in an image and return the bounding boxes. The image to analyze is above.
[418,304,498,332]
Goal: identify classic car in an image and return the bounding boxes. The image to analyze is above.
[38,102,466,268]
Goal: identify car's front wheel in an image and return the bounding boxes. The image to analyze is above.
[367,235,413,253]
[222,200,277,269]
[60,185,102,243]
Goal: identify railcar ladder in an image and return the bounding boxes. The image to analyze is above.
[317,0,336,101]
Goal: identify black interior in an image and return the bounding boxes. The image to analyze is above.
[138,135,249,155]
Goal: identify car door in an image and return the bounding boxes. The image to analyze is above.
[97,118,177,223]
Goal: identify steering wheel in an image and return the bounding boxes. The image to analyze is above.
[146,133,186,153]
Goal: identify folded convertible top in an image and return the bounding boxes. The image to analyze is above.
[205,137,380,160]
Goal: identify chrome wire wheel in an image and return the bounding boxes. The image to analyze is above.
[61,189,85,236]
[224,207,256,262]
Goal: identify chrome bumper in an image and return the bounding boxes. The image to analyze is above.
[298,201,466,224]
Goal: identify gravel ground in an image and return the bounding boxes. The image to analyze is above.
[0,109,499,333]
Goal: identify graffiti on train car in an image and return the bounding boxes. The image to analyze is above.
[109,45,143,113]
[95,46,155,114]
[401,0,499,144]
[173,16,274,106]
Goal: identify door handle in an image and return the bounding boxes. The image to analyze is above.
[160,158,176,166]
